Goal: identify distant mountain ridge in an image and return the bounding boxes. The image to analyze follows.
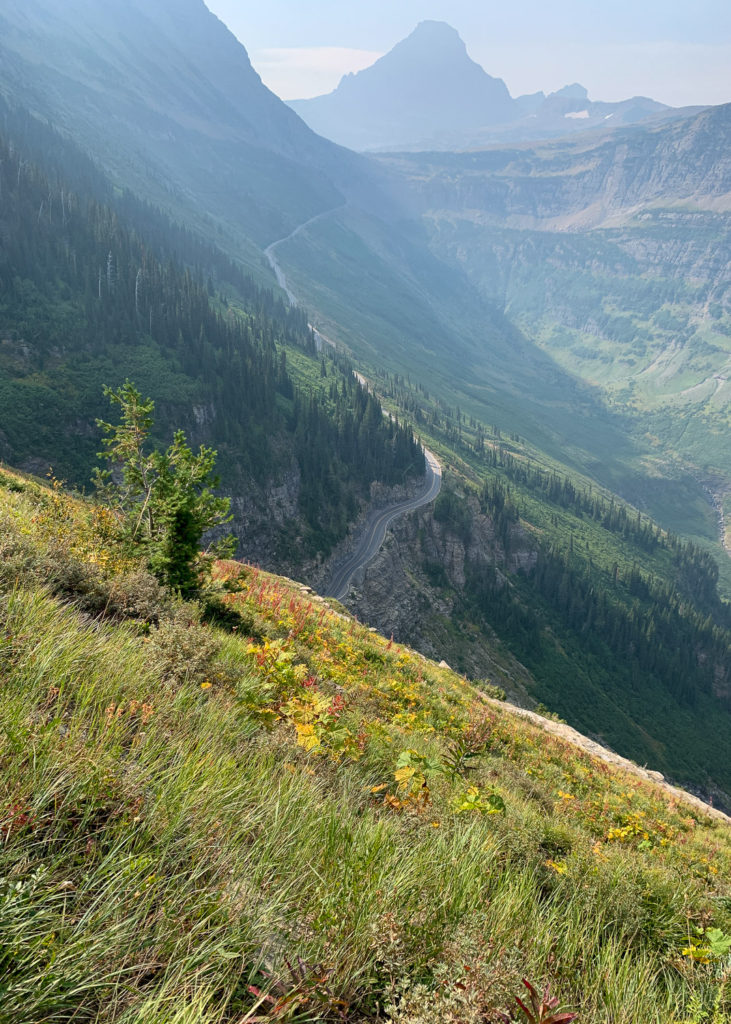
[288,20,682,152]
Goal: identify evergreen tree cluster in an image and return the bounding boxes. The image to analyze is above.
[468,476,731,713]
[0,103,424,558]
[487,449,663,553]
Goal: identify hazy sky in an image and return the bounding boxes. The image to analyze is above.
[205,0,731,107]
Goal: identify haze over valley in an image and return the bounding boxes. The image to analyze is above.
[1,3,731,1019]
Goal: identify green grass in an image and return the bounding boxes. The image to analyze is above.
[1,468,731,1022]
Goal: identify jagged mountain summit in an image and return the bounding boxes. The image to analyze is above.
[289,21,514,152]
[289,20,679,152]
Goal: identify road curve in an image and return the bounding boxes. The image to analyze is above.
[324,448,442,602]
[265,209,442,598]
[264,205,346,308]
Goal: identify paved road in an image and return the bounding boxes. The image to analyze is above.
[265,208,442,598]
[264,205,346,309]
[324,448,442,601]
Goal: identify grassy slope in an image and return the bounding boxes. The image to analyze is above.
[2,468,731,1023]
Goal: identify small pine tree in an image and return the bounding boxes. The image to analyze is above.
[94,381,233,595]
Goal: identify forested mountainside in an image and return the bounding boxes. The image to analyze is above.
[2,96,729,803]
[2,2,731,1019]
[0,0,393,252]
[0,102,424,565]
[0,0,726,555]
[0,2,729,805]
[336,368,731,805]
[0,0,656,493]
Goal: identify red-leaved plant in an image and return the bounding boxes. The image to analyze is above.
[246,957,349,1021]
[497,978,578,1024]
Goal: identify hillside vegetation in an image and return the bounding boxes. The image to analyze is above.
[345,370,731,805]
[0,101,424,564]
[2,467,731,1023]
[376,117,731,571]
[2,89,730,818]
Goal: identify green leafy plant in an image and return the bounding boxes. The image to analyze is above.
[452,785,505,815]
[395,748,443,780]
[682,927,731,965]
[387,748,445,811]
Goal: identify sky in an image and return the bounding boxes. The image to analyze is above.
[205,0,731,107]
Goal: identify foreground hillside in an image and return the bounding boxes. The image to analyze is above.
[2,467,730,1023]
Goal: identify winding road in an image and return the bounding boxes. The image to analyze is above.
[264,205,345,308]
[324,449,442,602]
[264,209,443,601]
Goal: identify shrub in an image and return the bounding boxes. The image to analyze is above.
[147,603,220,686]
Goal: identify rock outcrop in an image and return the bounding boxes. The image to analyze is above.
[339,496,538,700]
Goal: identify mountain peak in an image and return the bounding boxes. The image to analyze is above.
[289,21,514,151]
[402,20,466,51]
[413,19,461,35]
[551,83,590,101]
[377,20,476,74]
[333,20,478,89]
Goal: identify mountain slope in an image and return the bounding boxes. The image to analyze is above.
[0,0,382,249]
[1,465,730,1022]
[376,106,731,574]
[378,103,731,229]
[289,21,514,152]
[0,0,680,494]
[0,101,425,571]
[2,0,731,815]
[0,0,628,473]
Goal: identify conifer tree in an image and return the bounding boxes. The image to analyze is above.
[94,381,232,595]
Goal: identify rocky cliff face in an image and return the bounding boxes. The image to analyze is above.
[341,497,538,699]
[376,107,731,504]
[380,103,731,229]
[226,468,443,595]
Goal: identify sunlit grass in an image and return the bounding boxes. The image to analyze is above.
[1,467,730,1022]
